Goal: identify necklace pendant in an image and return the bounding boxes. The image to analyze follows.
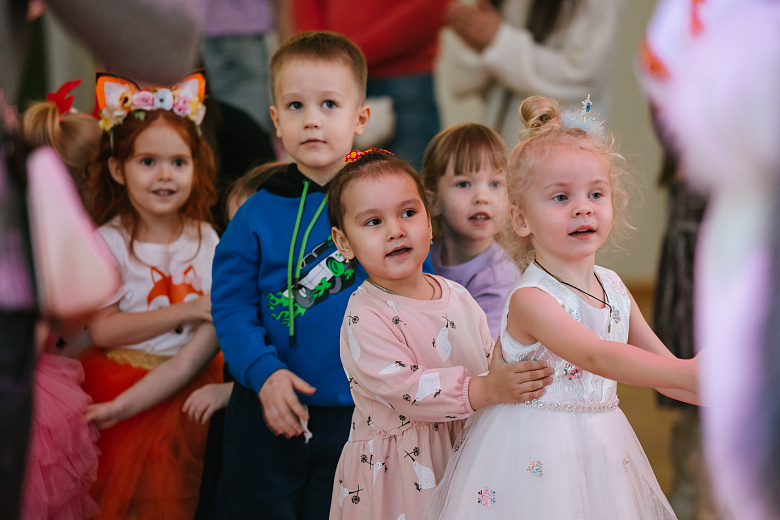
[608,321,611,333]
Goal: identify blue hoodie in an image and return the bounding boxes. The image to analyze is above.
[212,163,365,406]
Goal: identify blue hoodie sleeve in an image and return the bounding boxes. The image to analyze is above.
[211,203,286,393]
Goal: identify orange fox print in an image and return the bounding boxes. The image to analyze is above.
[147,266,203,333]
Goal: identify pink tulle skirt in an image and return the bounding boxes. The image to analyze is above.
[21,353,100,520]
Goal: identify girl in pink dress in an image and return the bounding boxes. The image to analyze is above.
[326,150,553,520]
[18,82,104,520]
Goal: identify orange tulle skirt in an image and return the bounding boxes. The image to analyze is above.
[80,347,222,520]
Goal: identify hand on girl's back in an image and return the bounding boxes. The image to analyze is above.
[488,359,553,404]
[490,338,554,402]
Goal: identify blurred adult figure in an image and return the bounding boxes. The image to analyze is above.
[443,0,623,147]
[0,1,202,517]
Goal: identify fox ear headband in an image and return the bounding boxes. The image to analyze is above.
[95,72,206,134]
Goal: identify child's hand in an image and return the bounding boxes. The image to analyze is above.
[469,360,553,410]
[188,294,212,322]
[85,400,124,430]
[258,369,316,438]
[183,382,233,424]
[490,338,506,368]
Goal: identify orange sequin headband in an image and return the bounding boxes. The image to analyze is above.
[344,148,394,163]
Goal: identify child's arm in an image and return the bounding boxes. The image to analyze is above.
[624,292,701,404]
[87,295,211,347]
[344,307,552,423]
[507,288,698,395]
[210,204,312,438]
[183,382,234,424]
[85,321,219,429]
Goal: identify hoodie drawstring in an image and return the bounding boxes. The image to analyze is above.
[286,180,328,347]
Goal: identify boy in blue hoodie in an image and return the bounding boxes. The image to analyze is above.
[211,32,370,519]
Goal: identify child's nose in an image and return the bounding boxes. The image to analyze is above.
[387,219,405,240]
[572,199,593,216]
[303,108,321,129]
[473,184,489,203]
[157,164,173,180]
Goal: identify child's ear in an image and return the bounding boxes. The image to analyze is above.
[108,157,125,186]
[353,104,371,136]
[510,204,531,238]
[332,226,354,261]
[269,106,282,139]
[426,189,441,217]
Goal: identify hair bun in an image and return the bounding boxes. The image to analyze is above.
[518,96,560,139]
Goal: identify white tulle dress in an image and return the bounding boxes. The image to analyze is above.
[424,263,677,519]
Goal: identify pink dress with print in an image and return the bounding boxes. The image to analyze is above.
[330,275,492,520]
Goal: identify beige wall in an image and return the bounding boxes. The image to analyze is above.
[435,2,665,286]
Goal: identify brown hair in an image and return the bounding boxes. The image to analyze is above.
[499,95,632,270]
[85,109,217,253]
[225,161,285,221]
[21,100,101,197]
[270,31,367,104]
[328,152,429,232]
[421,123,508,237]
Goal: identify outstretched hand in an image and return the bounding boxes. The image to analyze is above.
[258,369,316,438]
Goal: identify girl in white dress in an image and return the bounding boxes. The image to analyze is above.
[425,96,699,519]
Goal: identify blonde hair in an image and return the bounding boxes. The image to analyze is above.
[498,96,632,270]
[421,123,508,238]
[21,100,101,197]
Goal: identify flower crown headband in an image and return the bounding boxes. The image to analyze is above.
[95,72,206,134]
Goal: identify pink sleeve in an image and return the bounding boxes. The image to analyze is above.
[343,306,475,423]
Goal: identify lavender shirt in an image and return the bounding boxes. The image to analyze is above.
[431,241,520,340]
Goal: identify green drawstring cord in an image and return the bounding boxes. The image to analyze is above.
[286,180,328,347]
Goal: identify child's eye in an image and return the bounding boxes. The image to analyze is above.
[489,180,503,188]
[553,194,567,202]
[288,101,303,110]
[173,158,188,167]
[590,192,603,200]
[401,209,416,218]
[322,100,337,109]
[456,181,470,188]
[141,157,154,166]
[365,218,381,226]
